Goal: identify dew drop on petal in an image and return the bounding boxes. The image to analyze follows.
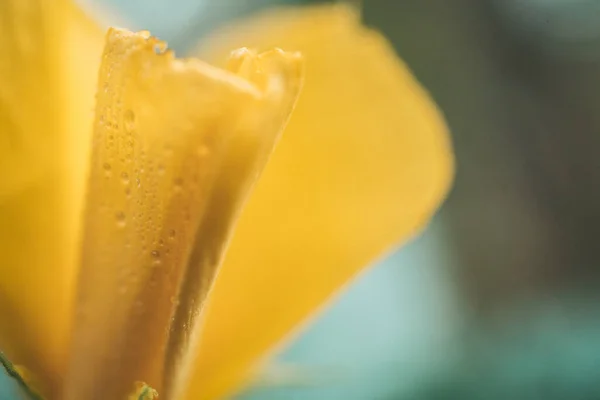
[151,250,161,265]
[103,162,112,177]
[115,211,126,228]
[121,172,130,185]
[123,109,136,133]
[173,178,183,192]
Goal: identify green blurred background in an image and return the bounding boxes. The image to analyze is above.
[15,0,599,399]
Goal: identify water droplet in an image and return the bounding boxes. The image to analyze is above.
[103,163,112,177]
[157,164,165,175]
[125,187,131,197]
[173,178,183,192]
[121,172,130,185]
[115,211,126,228]
[151,250,161,265]
[136,177,141,188]
[169,229,176,240]
[170,296,180,306]
[124,109,136,133]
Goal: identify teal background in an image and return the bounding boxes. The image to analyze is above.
[0,369,27,399]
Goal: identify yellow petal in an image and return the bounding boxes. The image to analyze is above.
[183,4,454,399]
[0,0,102,394]
[64,29,302,400]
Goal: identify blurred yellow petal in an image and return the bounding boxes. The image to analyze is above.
[183,4,454,399]
[64,29,302,400]
[0,0,102,393]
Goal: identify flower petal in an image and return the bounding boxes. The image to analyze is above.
[64,29,302,400]
[183,4,454,400]
[0,0,103,393]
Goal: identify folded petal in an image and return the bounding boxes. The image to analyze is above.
[64,29,302,400]
[183,4,454,399]
[0,0,103,394]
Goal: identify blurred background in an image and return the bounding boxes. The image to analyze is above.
[75,0,600,398]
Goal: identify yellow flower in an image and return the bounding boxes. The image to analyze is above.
[0,1,453,400]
